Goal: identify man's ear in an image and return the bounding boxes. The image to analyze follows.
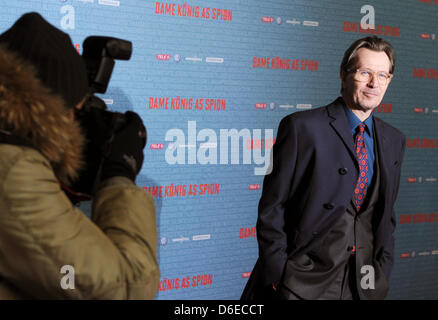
[387,75,393,86]
[340,69,346,82]
[340,69,346,91]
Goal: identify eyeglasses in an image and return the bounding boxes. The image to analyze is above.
[350,68,393,86]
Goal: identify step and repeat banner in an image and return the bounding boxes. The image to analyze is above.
[1,0,437,299]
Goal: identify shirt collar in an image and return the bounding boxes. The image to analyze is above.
[342,101,373,137]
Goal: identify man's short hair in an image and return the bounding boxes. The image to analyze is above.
[340,36,396,75]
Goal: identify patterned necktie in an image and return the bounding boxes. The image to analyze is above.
[354,123,368,212]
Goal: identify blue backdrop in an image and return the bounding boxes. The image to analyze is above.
[1,0,437,299]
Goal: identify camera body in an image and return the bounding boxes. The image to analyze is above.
[66,36,142,203]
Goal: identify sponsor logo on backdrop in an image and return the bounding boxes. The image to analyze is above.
[254,102,310,111]
[407,177,417,183]
[261,16,319,27]
[413,68,438,79]
[160,237,168,246]
[407,177,423,183]
[158,274,213,292]
[406,138,438,148]
[287,19,300,25]
[171,237,190,243]
[192,234,211,241]
[155,2,232,21]
[144,183,220,198]
[254,103,311,110]
[252,57,318,71]
[248,184,260,190]
[285,104,312,110]
[156,54,171,61]
[302,20,318,27]
[98,0,120,6]
[401,250,438,259]
[148,97,226,111]
[405,177,436,183]
[159,234,211,246]
[205,57,224,63]
[400,212,438,224]
[150,143,165,150]
[414,107,438,114]
[241,272,251,278]
[254,103,267,109]
[155,54,224,64]
[163,121,274,175]
[185,56,202,62]
[420,33,436,40]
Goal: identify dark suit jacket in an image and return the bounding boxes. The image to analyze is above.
[242,97,406,299]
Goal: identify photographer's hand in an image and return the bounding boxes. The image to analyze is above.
[101,111,146,182]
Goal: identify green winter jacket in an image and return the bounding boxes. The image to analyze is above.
[0,46,159,299]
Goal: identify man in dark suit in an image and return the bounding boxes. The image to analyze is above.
[242,36,406,300]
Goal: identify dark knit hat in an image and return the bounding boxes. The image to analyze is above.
[0,12,88,109]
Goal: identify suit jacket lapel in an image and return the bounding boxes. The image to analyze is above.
[327,97,357,168]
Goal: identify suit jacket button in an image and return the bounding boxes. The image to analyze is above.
[339,168,348,175]
[323,203,334,210]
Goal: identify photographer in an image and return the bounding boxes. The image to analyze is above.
[0,12,159,299]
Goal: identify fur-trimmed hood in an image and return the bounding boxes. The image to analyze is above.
[0,45,84,185]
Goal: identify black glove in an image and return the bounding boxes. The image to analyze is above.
[67,99,115,201]
[100,111,146,182]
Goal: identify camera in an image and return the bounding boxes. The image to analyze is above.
[64,36,145,203]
